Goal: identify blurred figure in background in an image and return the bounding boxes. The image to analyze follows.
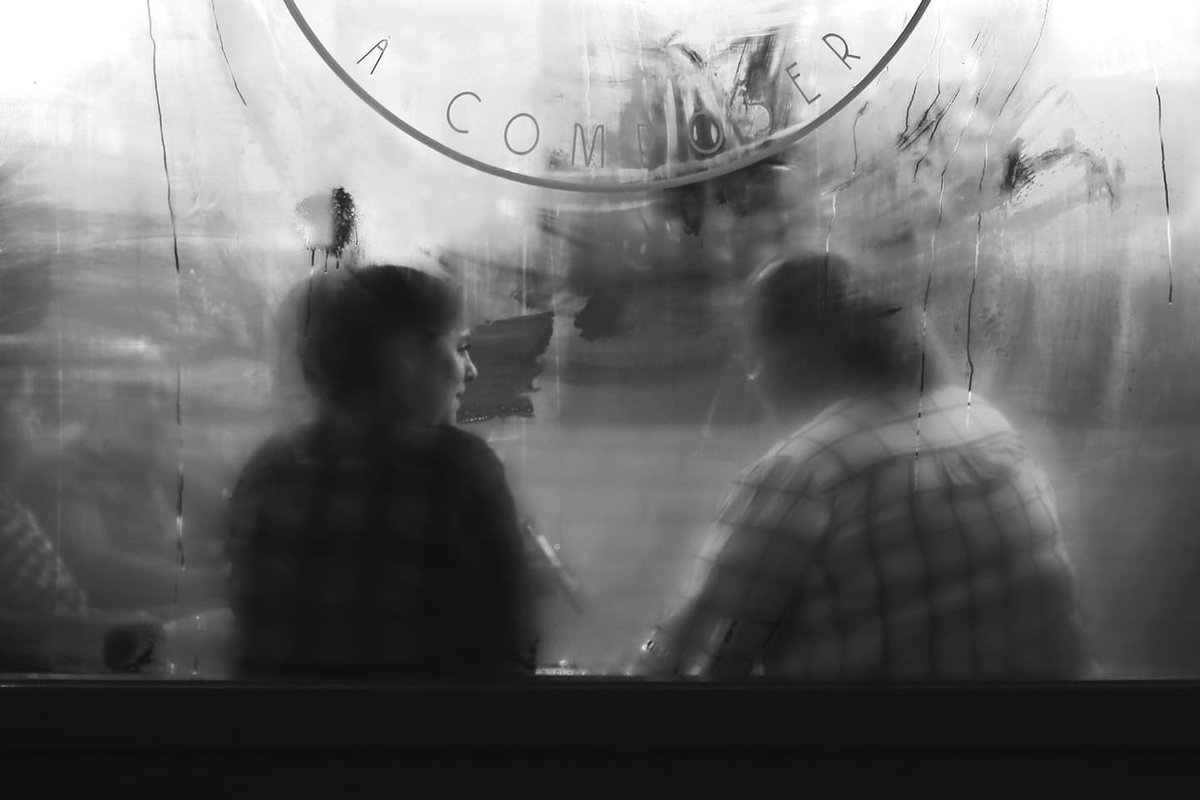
[635,252,1087,681]
[0,341,89,621]
[227,264,537,679]
[18,379,228,613]
[1,333,160,674]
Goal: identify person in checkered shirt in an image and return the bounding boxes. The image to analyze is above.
[635,252,1087,681]
[227,265,537,679]
[1,341,161,674]
[1,264,165,674]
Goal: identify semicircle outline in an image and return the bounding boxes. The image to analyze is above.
[283,0,933,194]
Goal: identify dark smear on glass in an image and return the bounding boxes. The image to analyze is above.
[902,16,942,135]
[573,288,629,341]
[296,187,357,266]
[457,312,554,425]
[908,81,960,149]
[538,212,637,341]
[1000,133,1119,208]
[676,184,706,237]
[1000,145,1033,192]
[907,19,992,180]
[329,187,356,260]
[903,88,944,152]
[911,84,963,180]
[733,34,780,110]
[210,0,247,106]
[992,3,1069,199]
[679,45,706,69]
[899,39,945,151]
[903,78,923,135]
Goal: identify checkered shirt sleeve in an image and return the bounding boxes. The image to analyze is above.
[636,453,833,679]
[0,493,90,616]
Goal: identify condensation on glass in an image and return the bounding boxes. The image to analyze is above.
[0,0,1196,680]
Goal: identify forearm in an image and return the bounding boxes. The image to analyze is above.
[633,591,769,680]
[632,605,698,678]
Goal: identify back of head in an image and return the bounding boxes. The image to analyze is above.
[745,251,917,393]
[278,264,462,410]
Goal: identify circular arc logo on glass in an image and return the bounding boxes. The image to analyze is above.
[284,0,932,192]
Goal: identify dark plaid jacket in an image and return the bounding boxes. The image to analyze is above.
[227,418,536,680]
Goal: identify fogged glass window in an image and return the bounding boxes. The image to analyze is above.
[0,0,1196,680]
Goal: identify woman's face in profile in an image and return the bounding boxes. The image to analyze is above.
[415,324,478,426]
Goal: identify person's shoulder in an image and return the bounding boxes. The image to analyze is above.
[717,446,835,536]
[734,443,829,498]
[433,424,505,475]
[924,387,1018,436]
[767,411,866,492]
[775,392,930,485]
[245,426,308,465]
[234,423,321,490]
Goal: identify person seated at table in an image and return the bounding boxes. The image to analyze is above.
[226,264,537,679]
[634,251,1088,681]
[16,379,228,614]
[0,340,162,673]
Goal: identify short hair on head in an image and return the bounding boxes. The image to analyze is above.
[286,264,463,406]
[745,251,906,380]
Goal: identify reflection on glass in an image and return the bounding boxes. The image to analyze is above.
[0,0,1197,680]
